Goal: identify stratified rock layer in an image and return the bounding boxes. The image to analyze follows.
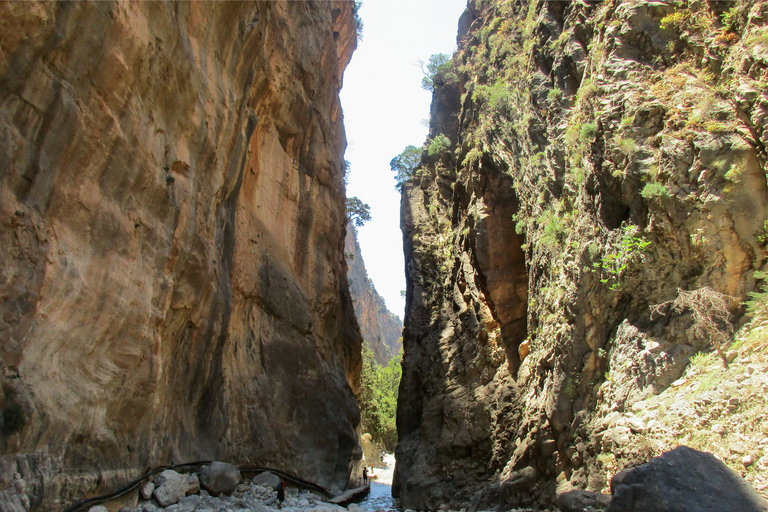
[395,0,768,510]
[0,2,361,510]
[345,225,403,365]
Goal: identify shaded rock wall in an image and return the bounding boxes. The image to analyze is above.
[0,1,361,510]
[345,225,403,365]
[394,0,768,510]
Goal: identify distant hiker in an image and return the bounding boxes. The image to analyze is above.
[277,480,286,508]
[363,466,368,484]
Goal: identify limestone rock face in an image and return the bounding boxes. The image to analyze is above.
[345,225,403,365]
[0,1,361,510]
[394,0,768,510]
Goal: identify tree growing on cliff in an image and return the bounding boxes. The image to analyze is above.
[420,53,456,92]
[390,145,422,190]
[346,196,371,227]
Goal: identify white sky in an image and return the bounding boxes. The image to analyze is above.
[341,0,468,319]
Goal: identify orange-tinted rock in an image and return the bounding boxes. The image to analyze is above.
[0,1,360,509]
[345,225,403,366]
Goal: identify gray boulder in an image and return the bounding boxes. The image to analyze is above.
[199,461,241,496]
[153,469,189,507]
[607,446,768,512]
[253,470,281,490]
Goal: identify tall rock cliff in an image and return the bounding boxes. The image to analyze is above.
[345,224,403,365]
[394,0,768,509]
[0,2,361,510]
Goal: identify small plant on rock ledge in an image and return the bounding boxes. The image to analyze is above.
[592,225,651,291]
[428,133,451,157]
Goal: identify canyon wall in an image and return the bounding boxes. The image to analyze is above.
[0,1,361,510]
[345,225,403,366]
[394,0,768,510]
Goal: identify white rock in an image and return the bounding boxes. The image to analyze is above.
[87,507,108,512]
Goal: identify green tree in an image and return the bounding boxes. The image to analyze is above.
[420,53,456,92]
[346,196,371,227]
[390,145,422,190]
[357,343,402,451]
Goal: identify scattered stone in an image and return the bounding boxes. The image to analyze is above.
[556,489,611,512]
[140,481,155,500]
[186,474,200,495]
[153,470,190,507]
[87,507,109,512]
[607,446,768,512]
[200,461,241,496]
[253,471,281,490]
[175,495,201,512]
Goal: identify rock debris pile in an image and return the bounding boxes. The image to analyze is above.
[88,466,346,512]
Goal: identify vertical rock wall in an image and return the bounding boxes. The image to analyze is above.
[345,225,403,366]
[0,1,361,510]
[395,0,768,510]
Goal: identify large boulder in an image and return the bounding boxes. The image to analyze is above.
[152,470,189,507]
[253,471,281,490]
[199,461,241,496]
[607,446,768,512]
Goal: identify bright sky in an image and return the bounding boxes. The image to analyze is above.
[341,0,468,319]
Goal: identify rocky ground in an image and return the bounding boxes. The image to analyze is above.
[89,468,350,512]
[590,316,768,499]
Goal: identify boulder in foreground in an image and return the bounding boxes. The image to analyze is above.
[607,446,768,512]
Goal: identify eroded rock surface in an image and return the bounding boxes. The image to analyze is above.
[394,0,768,510]
[0,1,361,510]
[345,224,403,365]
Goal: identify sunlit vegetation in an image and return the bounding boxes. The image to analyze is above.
[358,343,402,451]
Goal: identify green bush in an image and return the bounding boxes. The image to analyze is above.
[641,182,671,201]
[579,122,597,144]
[428,134,451,156]
[547,88,563,103]
[538,206,568,252]
[747,270,768,317]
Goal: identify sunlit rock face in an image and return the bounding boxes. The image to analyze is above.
[0,1,361,510]
[345,225,403,365]
[394,0,767,510]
